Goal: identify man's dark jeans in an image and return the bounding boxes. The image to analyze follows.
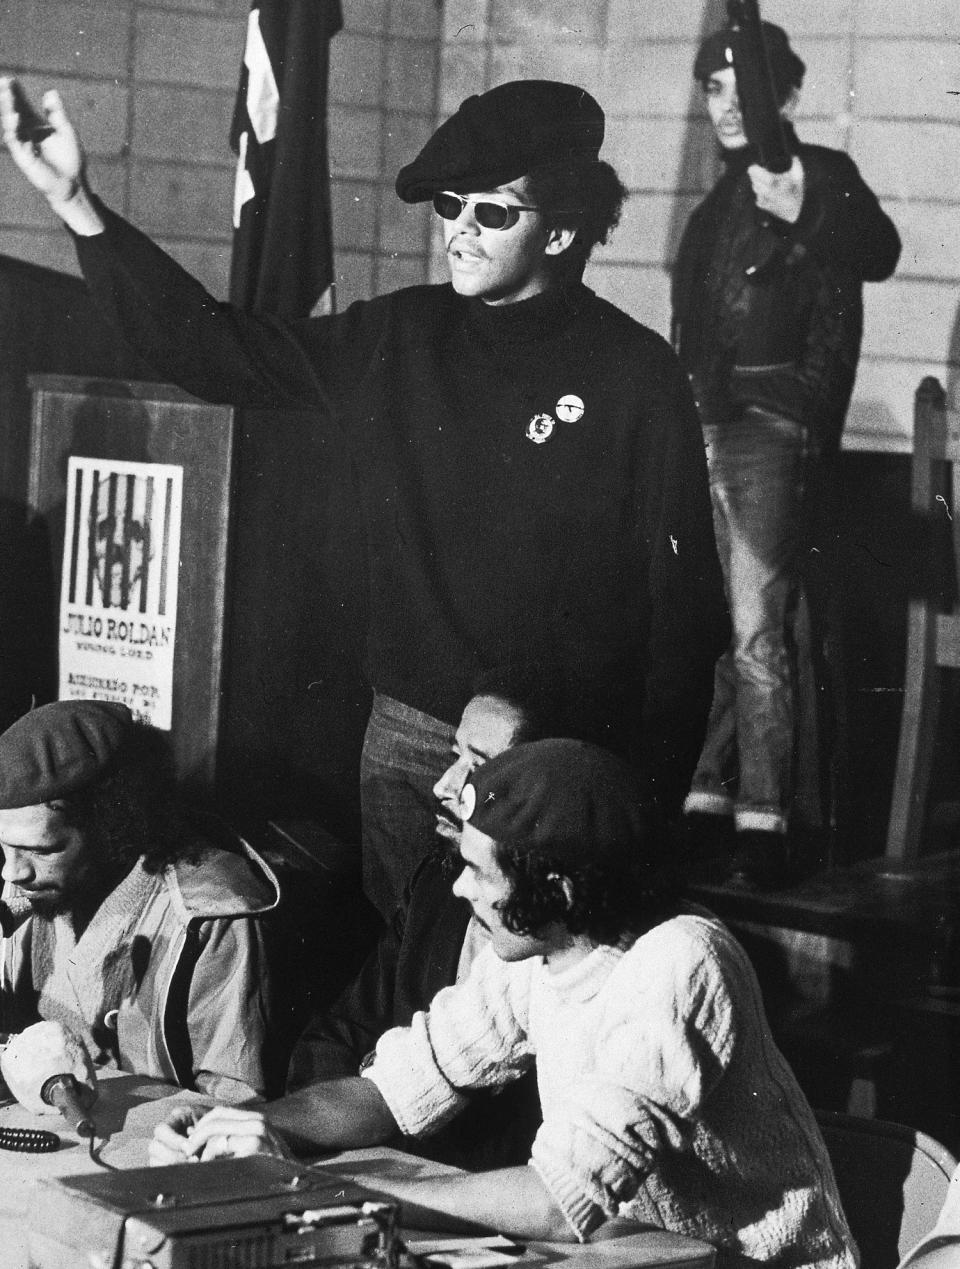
[685,408,809,834]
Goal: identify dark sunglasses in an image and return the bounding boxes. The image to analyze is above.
[432,190,542,231]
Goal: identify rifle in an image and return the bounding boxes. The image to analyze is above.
[723,0,801,364]
[725,0,791,173]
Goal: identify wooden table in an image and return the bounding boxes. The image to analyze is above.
[315,1148,715,1269]
[0,1075,715,1269]
[0,1071,208,1267]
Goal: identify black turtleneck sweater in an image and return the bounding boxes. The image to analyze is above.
[76,207,727,814]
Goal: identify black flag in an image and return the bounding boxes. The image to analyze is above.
[229,0,343,317]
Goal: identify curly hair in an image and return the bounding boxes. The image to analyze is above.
[491,827,682,947]
[54,722,199,876]
[525,157,629,281]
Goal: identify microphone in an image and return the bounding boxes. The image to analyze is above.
[0,1020,99,1137]
[40,1073,96,1137]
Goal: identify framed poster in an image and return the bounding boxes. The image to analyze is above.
[58,456,184,730]
[28,375,234,789]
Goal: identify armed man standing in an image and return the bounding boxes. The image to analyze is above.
[674,14,901,889]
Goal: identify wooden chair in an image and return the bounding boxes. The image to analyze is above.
[817,1111,958,1269]
[886,377,960,862]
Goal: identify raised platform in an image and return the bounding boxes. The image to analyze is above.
[690,851,960,1148]
[693,848,960,947]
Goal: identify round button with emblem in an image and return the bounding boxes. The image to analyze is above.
[526,413,555,444]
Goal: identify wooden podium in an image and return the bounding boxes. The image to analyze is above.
[25,374,370,836]
[28,374,234,790]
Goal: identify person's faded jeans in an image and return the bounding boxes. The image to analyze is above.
[684,408,809,834]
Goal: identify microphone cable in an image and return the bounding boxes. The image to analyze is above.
[0,1124,60,1153]
[87,1127,120,1170]
[0,1120,120,1166]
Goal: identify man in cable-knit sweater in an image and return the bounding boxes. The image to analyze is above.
[151,740,857,1268]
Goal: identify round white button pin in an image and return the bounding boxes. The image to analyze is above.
[556,394,585,422]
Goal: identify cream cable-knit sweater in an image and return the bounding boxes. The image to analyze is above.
[365,912,857,1268]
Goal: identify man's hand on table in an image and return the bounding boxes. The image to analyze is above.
[151,1107,576,1242]
[149,1105,293,1165]
[150,1076,397,1165]
[148,1083,575,1241]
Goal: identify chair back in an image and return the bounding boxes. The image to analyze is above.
[886,376,960,861]
[817,1110,957,1269]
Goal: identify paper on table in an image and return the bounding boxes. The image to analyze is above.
[405,1235,532,1269]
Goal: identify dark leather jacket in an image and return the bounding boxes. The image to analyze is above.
[672,131,901,451]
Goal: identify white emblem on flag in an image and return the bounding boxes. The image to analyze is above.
[244,9,280,144]
[232,130,255,228]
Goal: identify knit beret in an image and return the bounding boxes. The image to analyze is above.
[462,739,649,867]
[395,80,605,204]
[0,700,132,809]
[694,22,805,102]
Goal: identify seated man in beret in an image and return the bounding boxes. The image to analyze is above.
[0,700,279,1103]
[151,740,856,1268]
[0,75,727,924]
[286,667,557,1171]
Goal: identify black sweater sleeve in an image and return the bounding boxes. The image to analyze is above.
[285,905,406,1087]
[284,857,468,1090]
[73,202,388,411]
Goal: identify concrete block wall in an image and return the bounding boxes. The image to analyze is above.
[0,0,247,289]
[330,0,442,303]
[435,0,960,452]
[1,0,957,450]
[0,0,442,311]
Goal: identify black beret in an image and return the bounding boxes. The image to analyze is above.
[0,700,132,809]
[395,80,604,204]
[462,738,649,868]
[694,22,805,102]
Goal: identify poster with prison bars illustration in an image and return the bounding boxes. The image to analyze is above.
[58,456,183,729]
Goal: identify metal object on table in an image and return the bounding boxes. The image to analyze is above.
[27,1155,401,1269]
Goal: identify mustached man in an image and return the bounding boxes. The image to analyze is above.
[0,76,727,918]
[673,24,900,888]
[151,739,856,1268]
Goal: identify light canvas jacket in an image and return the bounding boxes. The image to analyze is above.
[0,838,279,1103]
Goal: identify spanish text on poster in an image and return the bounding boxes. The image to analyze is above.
[58,456,184,729]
